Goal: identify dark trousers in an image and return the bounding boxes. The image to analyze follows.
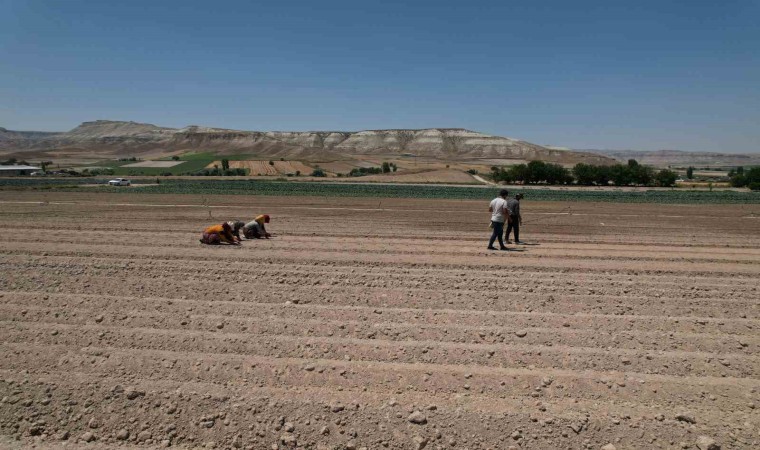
[488,221,505,248]
[505,215,519,242]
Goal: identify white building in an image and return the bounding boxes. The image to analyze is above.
[0,165,42,176]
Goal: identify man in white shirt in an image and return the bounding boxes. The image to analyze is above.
[487,189,509,250]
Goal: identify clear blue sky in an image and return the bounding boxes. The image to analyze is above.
[1,0,758,152]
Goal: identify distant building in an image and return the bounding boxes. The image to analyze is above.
[0,165,42,176]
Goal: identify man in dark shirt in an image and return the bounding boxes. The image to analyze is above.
[505,193,523,244]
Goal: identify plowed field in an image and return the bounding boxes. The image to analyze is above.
[1,191,759,449]
[207,161,314,176]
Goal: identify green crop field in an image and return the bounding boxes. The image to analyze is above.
[3,178,758,204]
[109,160,213,176]
[176,152,260,161]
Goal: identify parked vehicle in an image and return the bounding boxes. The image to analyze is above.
[108,178,131,186]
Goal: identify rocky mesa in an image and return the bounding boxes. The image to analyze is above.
[0,120,615,165]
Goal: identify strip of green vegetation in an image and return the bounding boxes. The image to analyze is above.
[108,159,214,176]
[2,178,758,203]
[178,152,258,161]
[0,178,153,187]
[88,160,134,168]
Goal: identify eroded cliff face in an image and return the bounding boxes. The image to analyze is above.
[0,120,616,164]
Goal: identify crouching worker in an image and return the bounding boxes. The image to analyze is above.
[227,220,245,242]
[200,222,240,245]
[243,214,271,239]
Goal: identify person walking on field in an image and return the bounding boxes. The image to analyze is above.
[487,189,509,250]
[505,193,524,244]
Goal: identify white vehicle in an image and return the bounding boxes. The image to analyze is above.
[108,178,131,186]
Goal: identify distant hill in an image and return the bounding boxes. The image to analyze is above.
[584,149,760,168]
[0,120,615,165]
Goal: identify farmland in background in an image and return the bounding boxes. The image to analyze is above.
[2,177,758,203]
[207,160,314,176]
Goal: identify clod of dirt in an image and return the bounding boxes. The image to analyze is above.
[280,433,297,446]
[413,435,429,449]
[696,436,720,450]
[515,330,528,338]
[675,414,696,424]
[408,411,427,425]
[601,444,617,450]
[80,432,95,442]
[126,389,145,400]
[331,404,345,412]
[116,429,130,440]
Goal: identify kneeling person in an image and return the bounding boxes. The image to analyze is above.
[227,220,245,242]
[200,222,239,245]
[243,214,271,239]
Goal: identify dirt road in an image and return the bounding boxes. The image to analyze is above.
[1,191,759,449]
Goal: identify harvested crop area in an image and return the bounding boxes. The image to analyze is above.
[206,160,314,176]
[272,160,313,175]
[1,191,759,449]
[354,169,479,184]
[207,160,276,175]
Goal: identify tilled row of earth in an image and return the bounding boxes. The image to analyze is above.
[0,192,759,449]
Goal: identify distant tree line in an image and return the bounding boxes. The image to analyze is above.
[729,166,760,190]
[490,159,678,187]
[190,167,248,176]
[1,158,29,166]
[81,168,115,176]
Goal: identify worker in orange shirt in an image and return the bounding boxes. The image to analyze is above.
[243,214,271,239]
[200,222,240,245]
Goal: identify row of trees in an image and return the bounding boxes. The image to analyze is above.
[490,160,678,187]
[574,160,678,186]
[491,161,573,185]
[729,166,760,190]
[190,167,248,176]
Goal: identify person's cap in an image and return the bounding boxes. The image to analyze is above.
[516,193,524,199]
[499,189,509,197]
[263,214,270,223]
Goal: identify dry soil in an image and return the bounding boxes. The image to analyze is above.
[1,192,759,450]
